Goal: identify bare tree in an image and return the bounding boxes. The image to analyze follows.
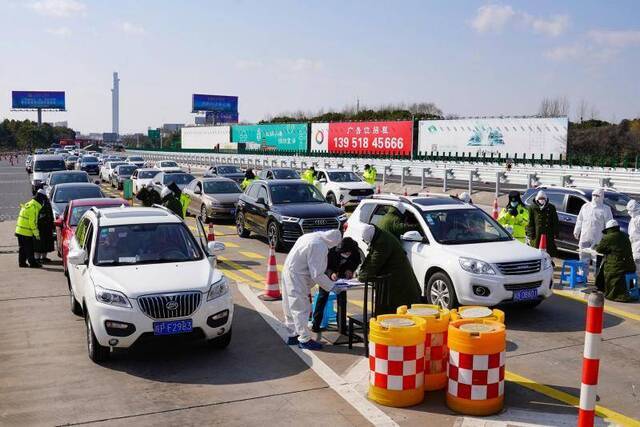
[578,99,589,123]
[538,96,570,117]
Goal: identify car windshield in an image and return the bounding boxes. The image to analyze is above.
[53,186,103,203]
[82,156,98,163]
[161,161,179,167]
[327,171,361,182]
[129,157,144,161]
[273,169,301,179]
[217,166,242,174]
[34,159,65,172]
[138,170,159,179]
[67,156,78,161]
[422,209,512,244]
[204,180,241,194]
[94,223,202,266]
[50,173,88,185]
[117,165,137,175]
[270,184,326,204]
[605,192,631,217]
[163,173,195,185]
[109,162,126,169]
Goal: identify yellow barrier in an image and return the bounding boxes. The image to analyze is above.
[446,319,506,416]
[397,304,450,391]
[368,314,427,407]
[450,306,505,323]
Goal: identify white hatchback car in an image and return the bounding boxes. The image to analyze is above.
[345,195,554,309]
[314,169,374,206]
[66,206,232,362]
[154,160,183,173]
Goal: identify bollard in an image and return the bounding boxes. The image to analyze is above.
[401,167,407,187]
[468,170,474,194]
[578,291,604,427]
[443,169,451,192]
[495,172,502,198]
[421,168,427,188]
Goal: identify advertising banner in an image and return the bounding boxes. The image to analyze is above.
[181,125,232,150]
[311,121,412,155]
[231,124,307,151]
[205,111,239,124]
[12,91,65,110]
[192,94,238,113]
[418,117,568,157]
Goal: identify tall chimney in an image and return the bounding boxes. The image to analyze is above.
[111,72,119,135]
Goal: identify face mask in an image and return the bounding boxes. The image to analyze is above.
[537,199,547,207]
[509,201,518,207]
[340,252,351,259]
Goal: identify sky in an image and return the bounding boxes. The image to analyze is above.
[0,0,638,134]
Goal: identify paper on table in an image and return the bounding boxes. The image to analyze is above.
[334,279,364,288]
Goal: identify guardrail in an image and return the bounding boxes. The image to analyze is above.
[127,149,640,196]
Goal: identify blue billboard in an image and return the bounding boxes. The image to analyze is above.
[192,94,238,113]
[12,91,66,110]
[205,111,239,124]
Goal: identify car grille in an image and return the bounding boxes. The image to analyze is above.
[301,217,340,234]
[220,203,236,208]
[496,260,541,275]
[282,223,303,242]
[138,292,202,319]
[504,281,542,291]
[349,188,374,196]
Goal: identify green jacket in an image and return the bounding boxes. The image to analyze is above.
[301,169,315,185]
[162,194,183,218]
[595,227,636,302]
[526,203,559,256]
[359,226,422,314]
[180,193,191,218]
[240,178,254,191]
[377,211,419,242]
[363,167,377,185]
[15,199,42,239]
[498,205,529,243]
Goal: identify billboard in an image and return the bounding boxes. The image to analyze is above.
[418,117,568,156]
[205,111,239,124]
[311,121,413,155]
[231,123,307,151]
[192,94,238,113]
[181,126,232,150]
[12,91,65,110]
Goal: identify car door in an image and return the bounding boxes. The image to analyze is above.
[254,185,271,233]
[400,208,431,285]
[241,184,260,231]
[188,180,202,214]
[560,195,587,251]
[56,204,70,252]
[68,217,92,302]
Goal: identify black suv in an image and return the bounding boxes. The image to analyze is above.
[522,186,631,253]
[236,179,347,251]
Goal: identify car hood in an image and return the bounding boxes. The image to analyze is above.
[32,171,49,182]
[90,259,221,298]
[332,181,372,190]
[205,193,241,204]
[442,239,545,264]
[272,203,343,218]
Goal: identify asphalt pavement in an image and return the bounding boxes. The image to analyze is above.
[1,155,639,426]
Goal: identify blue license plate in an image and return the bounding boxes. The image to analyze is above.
[513,288,538,301]
[153,319,193,335]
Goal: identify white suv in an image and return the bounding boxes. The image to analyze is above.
[345,195,554,309]
[66,206,232,362]
[314,169,374,206]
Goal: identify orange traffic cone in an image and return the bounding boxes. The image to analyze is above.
[377,185,381,194]
[207,223,215,241]
[259,245,282,301]
[538,234,547,252]
[403,187,408,196]
[492,198,499,220]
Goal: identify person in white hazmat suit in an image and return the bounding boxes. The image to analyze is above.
[574,188,613,267]
[281,229,342,350]
[626,200,640,274]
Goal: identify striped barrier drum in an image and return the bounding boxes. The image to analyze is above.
[446,319,506,416]
[368,314,427,407]
[397,304,450,391]
[450,306,505,323]
[578,291,604,427]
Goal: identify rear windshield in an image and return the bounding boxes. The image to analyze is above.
[117,165,137,175]
[109,162,126,168]
[163,173,195,185]
[82,157,98,163]
[34,159,65,172]
[128,157,144,161]
[217,166,242,174]
[50,173,89,185]
[70,204,121,226]
[273,169,300,179]
[138,170,159,179]
[204,181,241,194]
[160,161,179,168]
[66,156,78,161]
[53,186,103,203]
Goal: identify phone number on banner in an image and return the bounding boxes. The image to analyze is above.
[332,137,405,150]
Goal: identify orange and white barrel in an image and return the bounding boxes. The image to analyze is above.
[368,314,427,407]
[450,306,505,324]
[446,319,506,416]
[397,304,450,391]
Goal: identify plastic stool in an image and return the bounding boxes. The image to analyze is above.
[625,273,640,301]
[559,260,587,288]
[312,291,337,328]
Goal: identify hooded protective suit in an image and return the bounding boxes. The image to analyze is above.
[281,229,342,343]
[626,200,640,273]
[574,188,613,265]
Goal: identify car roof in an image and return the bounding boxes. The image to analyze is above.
[53,182,101,189]
[89,207,182,226]
[365,194,470,211]
[260,179,307,186]
[49,170,87,175]
[33,154,64,160]
[69,197,127,207]
[524,186,622,198]
[202,176,236,182]
[136,168,159,172]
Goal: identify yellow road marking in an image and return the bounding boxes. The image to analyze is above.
[553,289,640,322]
[505,371,640,426]
[219,266,262,290]
[218,256,264,282]
[221,241,239,248]
[239,251,266,260]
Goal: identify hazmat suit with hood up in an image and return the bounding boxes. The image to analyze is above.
[626,199,640,274]
[574,188,613,266]
[281,229,342,345]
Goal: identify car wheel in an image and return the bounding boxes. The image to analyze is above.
[68,275,82,316]
[268,221,284,252]
[85,313,109,363]
[236,212,250,238]
[426,272,458,310]
[208,328,232,349]
[200,204,209,223]
[326,192,338,206]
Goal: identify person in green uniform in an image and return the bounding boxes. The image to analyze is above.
[377,206,419,242]
[356,224,422,314]
[301,166,316,185]
[363,164,377,186]
[498,191,529,243]
[15,192,43,268]
[241,168,256,191]
[526,190,559,256]
[161,186,183,218]
[595,219,636,302]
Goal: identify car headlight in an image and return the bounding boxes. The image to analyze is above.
[542,254,553,270]
[95,285,131,308]
[207,277,229,301]
[281,216,300,223]
[337,213,348,222]
[459,257,496,275]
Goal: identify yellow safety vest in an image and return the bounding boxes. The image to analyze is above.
[363,168,377,185]
[180,193,191,218]
[15,199,42,239]
[498,205,529,242]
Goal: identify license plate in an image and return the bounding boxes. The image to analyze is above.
[513,288,538,301]
[153,319,193,335]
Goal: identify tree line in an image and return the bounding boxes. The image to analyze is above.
[0,119,76,151]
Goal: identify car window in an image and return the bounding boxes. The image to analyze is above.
[370,205,393,226]
[327,171,361,182]
[217,166,242,174]
[316,171,327,181]
[161,161,179,168]
[163,173,195,185]
[423,209,510,244]
[83,224,94,253]
[566,196,586,216]
[75,217,90,246]
[257,186,269,202]
[273,169,300,179]
[34,159,65,172]
[358,203,377,222]
[266,171,273,179]
[545,193,565,211]
[51,173,89,185]
[246,183,260,198]
[204,180,241,194]
[131,170,138,179]
[138,170,159,179]
[605,192,631,217]
[54,186,103,203]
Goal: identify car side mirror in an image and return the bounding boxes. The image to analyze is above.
[401,230,427,244]
[208,241,225,255]
[67,247,87,265]
[54,218,63,228]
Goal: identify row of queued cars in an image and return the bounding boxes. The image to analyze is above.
[24,149,234,363]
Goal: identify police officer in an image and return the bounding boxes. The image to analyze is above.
[363,164,377,186]
[15,191,45,268]
[498,191,529,243]
[241,168,256,191]
[301,166,316,185]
